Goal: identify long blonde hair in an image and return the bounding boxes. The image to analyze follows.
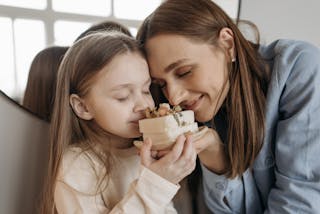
[40,32,144,213]
[137,0,270,178]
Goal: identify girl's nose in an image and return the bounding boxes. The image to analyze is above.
[133,93,154,113]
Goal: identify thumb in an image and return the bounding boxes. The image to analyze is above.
[140,138,153,167]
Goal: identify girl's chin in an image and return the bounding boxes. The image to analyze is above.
[129,131,142,139]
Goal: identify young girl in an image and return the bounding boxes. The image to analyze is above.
[40,31,197,213]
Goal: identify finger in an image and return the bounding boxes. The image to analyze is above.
[151,150,158,159]
[175,135,197,172]
[140,138,153,166]
[192,128,214,153]
[160,135,186,163]
[157,150,170,158]
[181,135,197,164]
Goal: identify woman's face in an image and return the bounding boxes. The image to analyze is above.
[145,34,231,122]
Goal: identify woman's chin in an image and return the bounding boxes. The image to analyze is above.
[195,111,214,123]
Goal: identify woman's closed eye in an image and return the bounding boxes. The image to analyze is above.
[177,70,191,78]
[176,66,193,78]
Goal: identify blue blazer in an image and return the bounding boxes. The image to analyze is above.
[202,39,320,213]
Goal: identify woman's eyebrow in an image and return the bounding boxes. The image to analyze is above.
[164,58,188,73]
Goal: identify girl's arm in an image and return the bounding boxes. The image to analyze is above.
[54,167,178,214]
[54,138,198,214]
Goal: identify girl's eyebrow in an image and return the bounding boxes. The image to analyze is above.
[164,58,188,73]
[111,79,151,91]
[110,84,131,91]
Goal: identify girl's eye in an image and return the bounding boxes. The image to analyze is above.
[143,90,151,95]
[117,96,129,102]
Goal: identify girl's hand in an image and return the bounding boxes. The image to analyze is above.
[140,135,197,184]
[192,128,229,174]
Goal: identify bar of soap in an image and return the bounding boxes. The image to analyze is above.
[137,104,198,149]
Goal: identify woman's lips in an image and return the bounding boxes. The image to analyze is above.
[184,95,203,111]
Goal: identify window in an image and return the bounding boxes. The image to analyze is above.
[54,21,91,45]
[0,0,46,10]
[52,0,111,16]
[0,17,15,97]
[0,0,161,101]
[14,19,45,94]
[0,0,239,102]
[114,0,161,20]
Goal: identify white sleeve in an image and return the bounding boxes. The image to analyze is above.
[55,162,179,213]
[110,166,179,214]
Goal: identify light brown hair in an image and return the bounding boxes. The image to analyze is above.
[40,32,144,213]
[23,46,68,122]
[137,0,270,178]
[75,20,132,42]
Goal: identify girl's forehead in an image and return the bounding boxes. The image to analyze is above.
[92,53,150,89]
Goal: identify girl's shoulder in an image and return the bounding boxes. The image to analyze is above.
[57,146,105,194]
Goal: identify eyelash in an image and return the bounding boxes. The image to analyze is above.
[117,97,129,102]
[159,70,192,89]
[177,70,191,77]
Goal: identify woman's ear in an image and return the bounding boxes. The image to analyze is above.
[218,27,236,62]
[69,94,93,120]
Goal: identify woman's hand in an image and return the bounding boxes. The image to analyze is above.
[193,128,229,174]
[140,135,197,185]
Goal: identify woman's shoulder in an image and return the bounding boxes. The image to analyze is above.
[261,39,320,87]
[260,39,320,63]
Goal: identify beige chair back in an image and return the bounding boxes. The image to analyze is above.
[0,91,49,214]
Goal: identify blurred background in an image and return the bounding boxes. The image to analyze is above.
[0,0,319,103]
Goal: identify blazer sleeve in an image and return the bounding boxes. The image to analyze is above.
[201,41,320,214]
[265,42,320,213]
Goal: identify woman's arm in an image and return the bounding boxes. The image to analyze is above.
[264,41,320,213]
[193,128,251,213]
[196,128,228,174]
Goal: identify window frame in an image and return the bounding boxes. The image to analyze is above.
[0,0,143,100]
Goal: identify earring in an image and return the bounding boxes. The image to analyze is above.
[232,57,236,62]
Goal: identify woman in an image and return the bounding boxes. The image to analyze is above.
[137,0,320,213]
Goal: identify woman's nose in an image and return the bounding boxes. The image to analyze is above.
[166,83,187,106]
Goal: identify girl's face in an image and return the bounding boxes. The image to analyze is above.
[84,52,155,139]
[145,34,231,122]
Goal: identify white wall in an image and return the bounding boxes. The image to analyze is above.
[240,0,320,47]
